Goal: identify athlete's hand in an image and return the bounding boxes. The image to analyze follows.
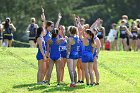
[58,13,62,19]
[41,7,44,13]
[43,56,47,61]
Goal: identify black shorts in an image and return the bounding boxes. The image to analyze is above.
[97,35,103,39]
[3,35,13,40]
[120,34,126,39]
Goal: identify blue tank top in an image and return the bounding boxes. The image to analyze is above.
[84,39,93,53]
[120,26,126,35]
[70,35,80,53]
[37,36,46,55]
[44,31,52,46]
[29,24,37,37]
[50,38,61,58]
[0,31,2,38]
[4,26,12,35]
[59,35,67,51]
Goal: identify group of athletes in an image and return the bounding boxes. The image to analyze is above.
[0,8,140,87]
[35,8,100,87]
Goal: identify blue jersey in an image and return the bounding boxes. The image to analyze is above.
[59,35,67,58]
[36,36,46,60]
[29,24,37,38]
[3,26,13,40]
[0,31,2,40]
[82,39,95,62]
[44,31,52,46]
[78,39,84,58]
[69,35,80,59]
[50,38,61,61]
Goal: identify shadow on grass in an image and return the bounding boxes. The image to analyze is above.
[42,84,85,93]
[13,83,48,91]
[13,83,85,92]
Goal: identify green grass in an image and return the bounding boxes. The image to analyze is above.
[0,47,140,93]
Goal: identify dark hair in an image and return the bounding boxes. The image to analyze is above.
[52,28,58,38]
[35,27,43,41]
[69,26,77,35]
[92,28,98,35]
[85,29,94,44]
[137,24,140,28]
[46,21,53,28]
[4,19,10,28]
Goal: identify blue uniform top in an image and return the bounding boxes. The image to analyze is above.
[78,39,84,58]
[50,38,61,61]
[44,31,52,46]
[4,26,13,36]
[29,24,37,38]
[84,39,93,53]
[69,35,80,59]
[59,35,67,51]
[36,36,46,60]
[82,39,95,62]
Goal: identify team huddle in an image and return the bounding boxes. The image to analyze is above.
[1,7,139,88]
[35,8,100,87]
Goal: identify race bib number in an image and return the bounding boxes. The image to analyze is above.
[60,46,67,51]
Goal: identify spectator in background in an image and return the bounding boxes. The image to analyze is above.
[122,15,131,51]
[2,17,16,47]
[0,21,3,46]
[97,19,105,50]
[26,17,38,48]
[136,19,140,50]
[108,23,118,50]
[130,21,138,51]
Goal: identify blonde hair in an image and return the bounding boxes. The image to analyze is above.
[31,17,36,23]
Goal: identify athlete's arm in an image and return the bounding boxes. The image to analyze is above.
[125,26,132,37]
[94,37,101,56]
[10,23,16,32]
[55,13,62,29]
[37,38,46,60]
[41,7,46,29]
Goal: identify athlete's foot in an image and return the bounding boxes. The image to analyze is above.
[80,81,84,83]
[57,83,60,87]
[37,82,45,85]
[77,80,81,83]
[95,83,99,85]
[70,84,76,87]
[90,83,96,86]
[43,80,48,83]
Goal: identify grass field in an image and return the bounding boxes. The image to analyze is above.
[0,47,140,93]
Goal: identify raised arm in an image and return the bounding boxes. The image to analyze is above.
[41,7,46,28]
[10,23,16,32]
[90,18,100,32]
[55,13,62,29]
[125,26,132,37]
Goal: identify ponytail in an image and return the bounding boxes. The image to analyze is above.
[35,27,43,42]
[86,29,94,44]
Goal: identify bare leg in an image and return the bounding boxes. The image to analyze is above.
[55,59,61,84]
[4,39,8,47]
[8,40,12,47]
[89,62,94,84]
[93,57,100,84]
[60,58,67,82]
[0,40,2,47]
[77,59,82,82]
[83,63,89,84]
[47,59,54,84]
[37,59,46,82]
